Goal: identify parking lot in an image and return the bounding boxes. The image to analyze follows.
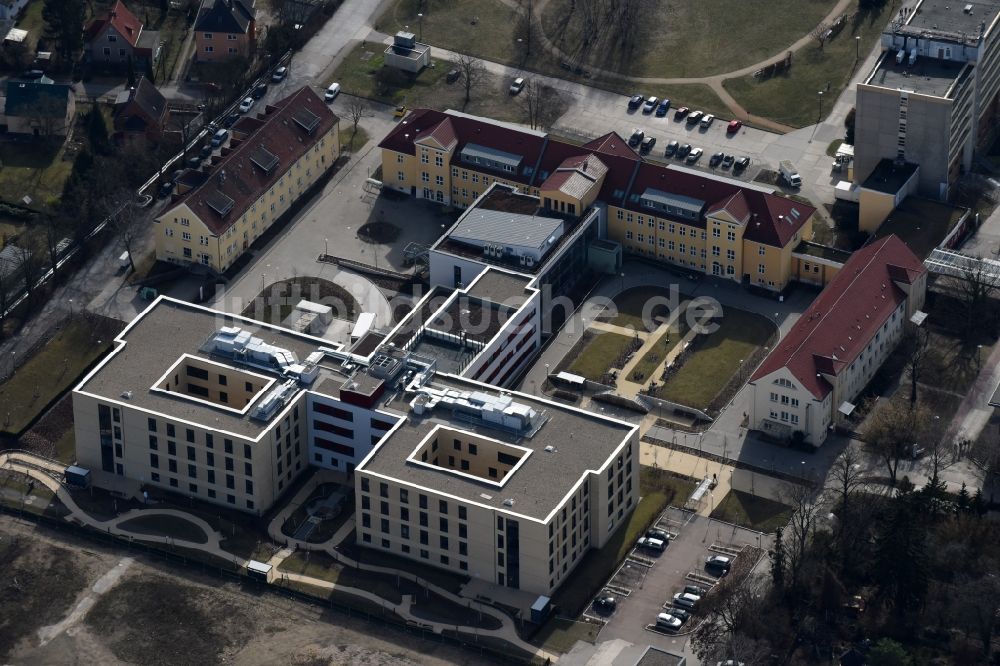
[588,506,771,653]
[553,95,786,184]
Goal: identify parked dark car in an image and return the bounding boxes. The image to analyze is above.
[593,596,617,613]
[157,180,175,198]
[733,156,751,172]
[628,129,644,147]
[674,106,689,120]
[222,113,240,128]
[199,144,213,159]
[655,99,671,116]
[628,93,644,110]
[646,529,669,542]
[446,69,461,83]
[721,154,734,168]
[640,136,656,153]
[186,155,202,169]
[251,83,267,99]
[709,152,724,168]
[676,143,692,158]
[664,140,679,157]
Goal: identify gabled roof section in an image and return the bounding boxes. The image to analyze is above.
[416,117,457,151]
[161,86,338,236]
[114,76,166,126]
[750,235,927,399]
[706,191,751,224]
[582,131,638,159]
[539,153,608,199]
[86,0,143,47]
[195,0,255,34]
[4,80,71,118]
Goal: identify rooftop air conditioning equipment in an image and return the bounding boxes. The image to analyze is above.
[503,498,515,507]
[896,49,905,65]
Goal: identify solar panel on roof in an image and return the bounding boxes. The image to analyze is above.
[292,108,320,133]
[250,145,279,173]
[205,190,235,216]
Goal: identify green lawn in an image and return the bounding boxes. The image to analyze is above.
[709,490,793,533]
[873,197,966,261]
[386,0,518,65]
[15,0,45,51]
[0,316,120,436]
[602,286,690,331]
[279,550,427,604]
[724,0,895,128]
[657,308,774,409]
[337,540,470,595]
[340,126,370,154]
[0,142,74,210]
[531,617,600,654]
[117,514,210,544]
[627,324,681,383]
[52,429,76,464]
[241,277,358,325]
[541,0,831,79]
[566,331,638,381]
[329,43,569,125]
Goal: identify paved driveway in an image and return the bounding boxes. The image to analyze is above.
[597,507,770,655]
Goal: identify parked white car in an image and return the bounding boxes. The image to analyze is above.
[238,97,254,113]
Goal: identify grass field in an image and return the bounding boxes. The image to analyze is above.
[709,490,793,533]
[531,618,600,654]
[15,0,45,51]
[628,323,682,383]
[337,537,470,595]
[0,316,120,436]
[0,142,74,209]
[387,0,518,65]
[340,126,370,154]
[541,0,831,79]
[117,514,210,544]
[329,43,565,125]
[601,286,689,331]
[566,331,638,381]
[724,0,894,128]
[657,308,773,409]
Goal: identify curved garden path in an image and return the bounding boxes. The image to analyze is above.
[523,0,856,132]
[0,451,556,662]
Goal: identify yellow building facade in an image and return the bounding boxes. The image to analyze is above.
[156,87,339,273]
[380,109,818,292]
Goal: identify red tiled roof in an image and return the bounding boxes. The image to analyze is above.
[377,109,815,248]
[86,0,143,48]
[582,131,639,159]
[422,117,457,150]
[706,191,750,224]
[750,235,927,399]
[164,86,338,236]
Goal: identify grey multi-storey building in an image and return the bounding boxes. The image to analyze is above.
[855,0,1000,199]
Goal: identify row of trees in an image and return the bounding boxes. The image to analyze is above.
[693,462,1000,663]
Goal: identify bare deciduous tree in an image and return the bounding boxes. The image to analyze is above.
[457,54,487,108]
[862,397,932,486]
[956,255,1000,339]
[518,80,560,130]
[811,22,831,48]
[347,100,366,145]
[901,322,931,406]
[783,481,820,589]
[101,187,144,273]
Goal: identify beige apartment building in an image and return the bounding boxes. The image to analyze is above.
[155,86,339,273]
[72,296,639,594]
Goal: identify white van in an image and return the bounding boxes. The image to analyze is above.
[324,82,341,102]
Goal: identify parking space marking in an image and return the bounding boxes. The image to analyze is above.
[686,571,720,586]
[708,542,743,557]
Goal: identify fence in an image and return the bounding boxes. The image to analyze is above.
[0,500,536,664]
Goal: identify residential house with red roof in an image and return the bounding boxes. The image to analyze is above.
[379,109,821,293]
[84,1,159,70]
[194,0,256,63]
[748,234,927,445]
[154,86,339,273]
[113,76,168,145]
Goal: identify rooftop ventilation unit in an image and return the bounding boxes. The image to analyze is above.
[503,498,515,507]
[251,378,298,421]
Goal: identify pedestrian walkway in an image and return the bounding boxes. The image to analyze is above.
[0,450,556,662]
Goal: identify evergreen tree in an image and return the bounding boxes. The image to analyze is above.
[875,493,929,616]
[87,107,110,155]
[958,481,971,513]
[771,527,785,593]
[973,487,986,516]
[867,638,913,666]
[42,0,85,61]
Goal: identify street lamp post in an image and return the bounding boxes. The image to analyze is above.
[324,238,328,257]
[417,13,423,41]
[856,35,861,61]
[817,90,824,123]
